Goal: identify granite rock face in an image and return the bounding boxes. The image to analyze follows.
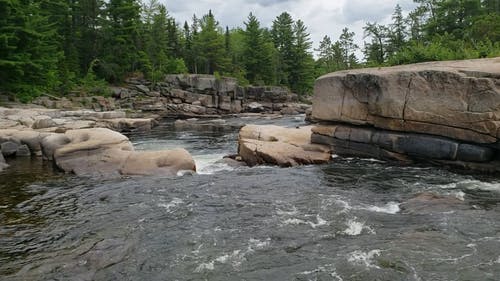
[311,58,500,172]
[312,58,500,143]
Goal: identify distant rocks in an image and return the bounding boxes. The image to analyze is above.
[238,125,331,167]
[311,58,500,172]
[112,74,309,117]
[0,107,156,133]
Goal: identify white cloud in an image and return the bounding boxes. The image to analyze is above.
[159,0,417,59]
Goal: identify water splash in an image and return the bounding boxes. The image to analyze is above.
[439,179,500,192]
[347,249,381,268]
[342,218,374,236]
[363,202,401,214]
[194,238,271,273]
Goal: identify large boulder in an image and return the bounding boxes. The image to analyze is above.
[50,128,133,176]
[120,149,196,176]
[312,58,500,144]
[48,128,195,177]
[238,125,331,167]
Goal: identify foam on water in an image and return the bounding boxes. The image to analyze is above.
[347,249,381,268]
[194,238,271,272]
[363,202,401,214]
[343,219,365,236]
[298,264,343,280]
[439,179,500,192]
[342,218,374,236]
[276,205,299,216]
[193,153,235,175]
[282,215,329,229]
[157,198,184,212]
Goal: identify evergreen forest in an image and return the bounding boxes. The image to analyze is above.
[1,0,499,101]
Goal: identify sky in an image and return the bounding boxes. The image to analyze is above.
[160,0,418,58]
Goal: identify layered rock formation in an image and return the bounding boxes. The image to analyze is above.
[311,58,500,172]
[32,74,309,117]
[238,125,331,167]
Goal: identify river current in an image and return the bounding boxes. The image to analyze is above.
[1,116,499,281]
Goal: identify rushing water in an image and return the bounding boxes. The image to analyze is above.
[1,116,500,281]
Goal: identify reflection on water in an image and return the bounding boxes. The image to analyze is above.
[0,116,499,281]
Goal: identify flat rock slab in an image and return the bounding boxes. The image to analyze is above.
[238,125,331,167]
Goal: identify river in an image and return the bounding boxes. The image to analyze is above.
[1,116,499,281]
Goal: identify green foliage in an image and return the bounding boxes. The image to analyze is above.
[1,0,498,101]
[358,0,500,68]
[193,10,228,74]
[242,13,275,85]
[79,59,111,96]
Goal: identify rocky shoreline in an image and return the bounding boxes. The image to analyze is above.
[0,73,311,176]
[2,58,500,175]
[0,107,196,176]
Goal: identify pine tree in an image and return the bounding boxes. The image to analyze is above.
[242,13,273,84]
[290,20,315,95]
[74,0,106,75]
[271,12,295,86]
[363,22,389,64]
[388,4,407,54]
[102,0,142,81]
[338,27,358,69]
[194,10,226,74]
[0,0,61,100]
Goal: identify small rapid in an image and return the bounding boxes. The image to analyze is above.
[1,116,499,280]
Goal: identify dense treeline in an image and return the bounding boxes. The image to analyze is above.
[0,0,499,101]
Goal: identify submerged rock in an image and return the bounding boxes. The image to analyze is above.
[238,125,331,167]
[400,192,468,214]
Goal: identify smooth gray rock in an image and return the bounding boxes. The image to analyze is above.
[33,118,57,129]
[16,144,31,157]
[393,134,459,160]
[457,144,494,162]
[1,141,18,157]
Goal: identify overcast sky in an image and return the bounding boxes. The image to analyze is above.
[160,0,418,58]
